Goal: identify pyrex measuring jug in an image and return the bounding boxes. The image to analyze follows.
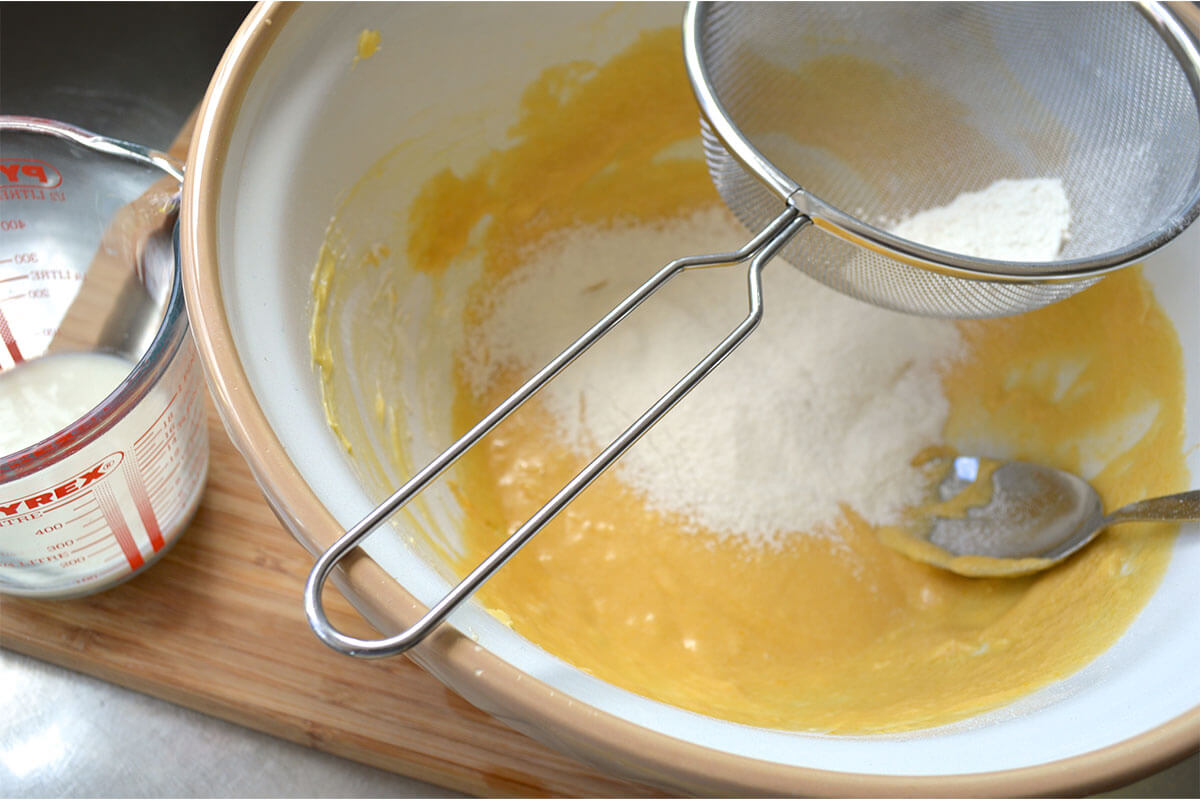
[0,117,209,598]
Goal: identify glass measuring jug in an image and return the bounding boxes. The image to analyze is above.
[0,117,209,598]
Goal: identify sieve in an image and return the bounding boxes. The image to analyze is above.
[305,1,1200,656]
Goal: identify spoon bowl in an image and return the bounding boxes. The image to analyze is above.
[886,456,1200,577]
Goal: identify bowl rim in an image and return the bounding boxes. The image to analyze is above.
[180,1,1200,794]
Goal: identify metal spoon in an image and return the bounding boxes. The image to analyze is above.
[889,456,1200,577]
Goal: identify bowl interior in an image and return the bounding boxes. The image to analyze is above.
[201,1,1200,787]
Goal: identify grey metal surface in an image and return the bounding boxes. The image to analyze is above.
[0,649,464,798]
[1,2,249,151]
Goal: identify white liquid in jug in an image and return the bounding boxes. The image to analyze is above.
[0,352,132,455]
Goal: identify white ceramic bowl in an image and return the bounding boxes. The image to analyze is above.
[182,3,1200,794]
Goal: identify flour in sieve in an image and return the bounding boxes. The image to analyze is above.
[463,180,1069,546]
[891,178,1070,260]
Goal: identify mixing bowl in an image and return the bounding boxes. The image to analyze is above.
[181,3,1200,795]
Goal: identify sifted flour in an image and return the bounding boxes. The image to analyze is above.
[463,179,1069,546]
[892,178,1070,260]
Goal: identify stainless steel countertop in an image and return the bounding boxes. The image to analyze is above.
[1,648,461,798]
[0,4,1196,797]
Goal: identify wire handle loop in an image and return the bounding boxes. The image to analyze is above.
[304,209,809,657]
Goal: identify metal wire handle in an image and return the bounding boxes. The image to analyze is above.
[305,208,809,657]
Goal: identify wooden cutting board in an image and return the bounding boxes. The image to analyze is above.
[0,111,661,799]
[0,391,663,798]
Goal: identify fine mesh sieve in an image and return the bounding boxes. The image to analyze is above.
[305,2,1200,657]
[687,1,1200,317]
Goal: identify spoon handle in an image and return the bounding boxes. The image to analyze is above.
[1109,489,1200,523]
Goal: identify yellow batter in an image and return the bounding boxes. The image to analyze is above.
[353,29,381,64]
[312,29,1188,733]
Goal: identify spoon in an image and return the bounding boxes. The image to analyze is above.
[883,456,1200,577]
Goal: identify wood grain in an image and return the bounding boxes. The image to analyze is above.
[0,396,663,798]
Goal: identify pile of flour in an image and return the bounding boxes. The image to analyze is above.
[892,178,1070,260]
[462,178,1070,546]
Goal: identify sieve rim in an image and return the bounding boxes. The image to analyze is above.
[683,0,1200,284]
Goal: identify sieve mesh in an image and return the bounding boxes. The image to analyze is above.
[689,2,1200,317]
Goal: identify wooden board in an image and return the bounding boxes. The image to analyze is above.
[0,393,662,798]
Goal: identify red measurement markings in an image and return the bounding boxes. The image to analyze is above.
[118,353,210,536]
[71,532,110,552]
[121,460,163,552]
[92,482,142,570]
[146,463,179,505]
[180,427,207,479]
[141,462,168,496]
[145,476,174,507]
[134,374,190,516]
[72,536,117,556]
[136,456,171,501]
[143,443,185,488]
[137,437,171,471]
[65,505,101,526]
[76,515,110,536]
[71,496,98,513]
[133,382,184,448]
[148,415,206,519]
[0,305,23,364]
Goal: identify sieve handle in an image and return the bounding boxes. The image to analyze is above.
[304,208,810,658]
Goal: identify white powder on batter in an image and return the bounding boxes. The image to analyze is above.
[462,178,1068,546]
